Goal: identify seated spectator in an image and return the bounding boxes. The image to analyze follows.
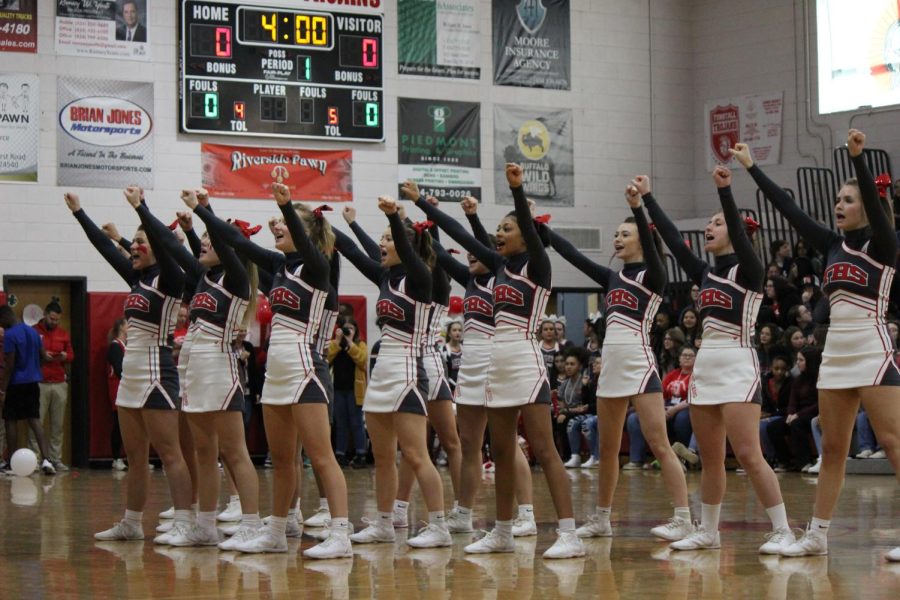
[770,239,793,278]
[651,310,673,358]
[854,409,885,459]
[662,346,694,447]
[760,275,801,330]
[553,352,567,389]
[555,347,590,466]
[759,355,793,466]
[781,326,807,375]
[555,319,573,349]
[789,239,822,285]
[579,356,602,468]
[657,327,685,375]
[677,308,701,349]
[755,322,783,376]
[786,304,815,339]
[767,347,821,471]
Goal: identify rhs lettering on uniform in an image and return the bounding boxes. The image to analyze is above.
[824,262,868,287]
[464,296,493,317]
[270,287,300,310]
[494,284,524,306]
[377,299,405,321]
[125,294,150,312]
[698,288,733,310]
[190,292,218,313]
[606,289,639,311]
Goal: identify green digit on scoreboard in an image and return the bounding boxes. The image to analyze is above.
[365,102,378,127]
[204,93,219,118]
[303,56,311,81]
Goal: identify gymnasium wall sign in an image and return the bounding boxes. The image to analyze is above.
[0,73,38,183]
[398,0,480,80]
[492,0,570,90]
[0,0,37,54]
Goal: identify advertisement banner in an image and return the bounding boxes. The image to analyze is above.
[57,77,154,188]
[492,0,570,90]
[494,104,573,206]
[704,91,783,171]
[55,0,150,61]
[0,1,37,53]
[398,98,481,200]
[201,144,353,202]
[398,0,480,80]
[0,73,38,182]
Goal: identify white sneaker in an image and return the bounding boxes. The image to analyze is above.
[446,509,474,533]
[464,529,515,554]
[543,530,586,559]
[41,459,56,475]
[512,515,537,537]
[650,517,692,542]
[217,499,242,522]
[807,458,822,474]
[563,455,582,468]
[156,521,173,534]
[304,506,331,528]
[482,460,495,473]
[112,459,127,471]
[94,520,144,541]
[580,457,598,468]
[168,524,221,547]
[870,449,887,459]
[349,518,395,544]
[779,526,827,557]
[669,525,720,550]
[285,517,302,538]
[218,524,261,550]
[855,449,874,459]
[575,514,612,538]
[407,523,452,548]
[392,508,409,529]
[306,521,354,541]
[159,507,175,519]
[759,527,798,554]
[220,522,242,536]
[304,528,353,559]
[887,547,900,562]
[232,525,288,553]
[154,521,191,545]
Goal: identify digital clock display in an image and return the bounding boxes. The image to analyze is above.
[179,0,384,142]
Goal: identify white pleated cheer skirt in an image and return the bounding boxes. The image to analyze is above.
[485,335,550,409]
[818,323,900,389]
[117,345,179,410]
[689,346,761,405]
[363,342,427,415]
[455,335,492,407]
[423,351,453,402]
[182,345,243,413]
[261,337,328,406]
[597,343,661,398]
[177,332,193,400]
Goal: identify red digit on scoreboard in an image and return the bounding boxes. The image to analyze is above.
[215,27,232,58]
[234,101,245,120]
[328,107,338,125]
[362,38,378,68]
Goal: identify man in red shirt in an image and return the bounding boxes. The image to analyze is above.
[30,300,73,471]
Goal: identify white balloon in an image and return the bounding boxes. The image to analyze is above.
[10,448,38,477]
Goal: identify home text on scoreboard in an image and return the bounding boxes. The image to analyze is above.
[179,0,384,142]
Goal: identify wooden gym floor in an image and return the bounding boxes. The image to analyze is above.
[0,465,897,599]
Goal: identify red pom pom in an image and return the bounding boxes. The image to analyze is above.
[255,295,273,325]
[448,295,463,314]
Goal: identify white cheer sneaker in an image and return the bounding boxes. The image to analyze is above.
[542,530,586,559]
[575,514,612,539]
[464,529,515,554]
[669,525,720,550]
[650,517,692,542]
[406,523,452,548]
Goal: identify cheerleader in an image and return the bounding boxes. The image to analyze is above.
[732,131,900,561]
[414,164,584,559]
[544,181,691,542]
[644,168,795,554]
[66,188,194,542]
[199,184,350,559]
[333,196,451,549]
[340,203,462,527]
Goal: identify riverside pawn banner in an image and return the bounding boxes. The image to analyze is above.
[494,104,573,207]
[57,78,154,188]
[201,143,353,202]
[398,0,480,80]
[704,91,783,172]
[492,0,570,90]
[0,73,38,183]
[0,1,37,54]
[398,97,481,200]
[55,0,151,61]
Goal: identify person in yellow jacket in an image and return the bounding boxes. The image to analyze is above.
[327,317,368,468]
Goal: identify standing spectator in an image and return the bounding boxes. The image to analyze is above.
[442,321,463,393]
[29,299,73,471]
[538,319,560,386]
[759,355,793,468]
[233,329,257,434]
[579,356,602,468]
[767,348,821,471]
[107,318,128,471]
[0,324,6,470]
[327,317,368,468]
[0,305,55,474]
[556,347,589,466]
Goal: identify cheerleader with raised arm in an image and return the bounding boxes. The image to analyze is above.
[732,131,900,561]
[413,164,583,559]
[545,180,692,542]
[66,188,193,543]
[644,167,796,554]
[333,195,451,549]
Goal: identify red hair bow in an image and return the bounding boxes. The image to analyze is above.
[875,173,892,199]
[743,216,760,235]
[168,219,179,230]
[648,223,657,233]
[533,214,551,225]
[312,204,333,219]
[229,219,262,239]
[412,220,434,234]
[447,248,461,255]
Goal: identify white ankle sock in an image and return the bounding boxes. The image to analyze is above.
[596,506,611,519]
[518,504,534,519]
[197,511,216,530]
[811,517,830,534]
[228,495,240,504]
[393,499,409,513]
[319,498,329,510]
[559,518,576,533]
[700,503,721,533]
[766,503,789,531]
[268,516,287,535]
[377,512,393,528]
[174,509,193,525]
[457,506,472,517]
[124,510,142,527]
[242,514,261,527]
[429,511,446,526]
[674,507,691,521]
[495,520,513,538]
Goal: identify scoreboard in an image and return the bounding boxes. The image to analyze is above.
[179,0,383,142]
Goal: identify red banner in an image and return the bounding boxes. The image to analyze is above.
[0,0,37,54]
[201,143,353,202]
